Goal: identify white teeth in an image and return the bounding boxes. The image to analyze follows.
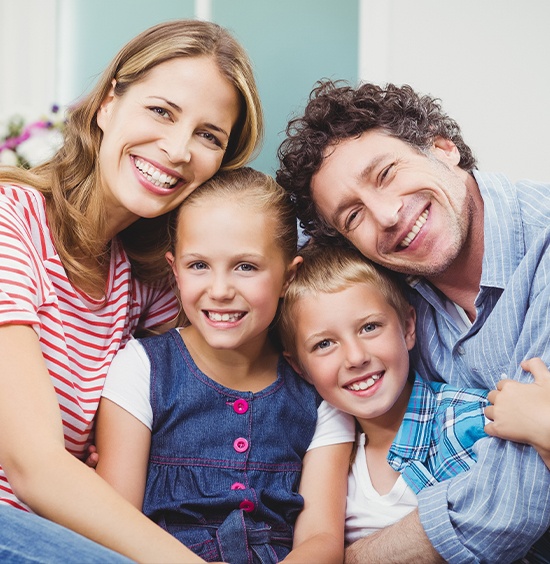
[347,374,380,391]
[134,158,179,188]
[207,311,244,322]
[400,209,429,248]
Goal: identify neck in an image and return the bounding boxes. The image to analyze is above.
[357,380,412,450]
[181,326,279,392]
[427,173,484,321]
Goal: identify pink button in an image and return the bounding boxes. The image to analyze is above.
[233,437,249,453]
[233,399,249,414]
[239,499,255,512]
[231,482,246,490]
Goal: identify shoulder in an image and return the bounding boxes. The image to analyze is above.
[279,355,322,405]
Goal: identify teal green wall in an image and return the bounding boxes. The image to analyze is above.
[72,0,358,174]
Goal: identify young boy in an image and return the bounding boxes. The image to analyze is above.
[280,243,547,561]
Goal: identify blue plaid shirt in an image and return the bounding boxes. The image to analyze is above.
[388,374,488,495]
[408,171,550,563]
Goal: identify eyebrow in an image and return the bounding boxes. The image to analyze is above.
[148,96,230,139]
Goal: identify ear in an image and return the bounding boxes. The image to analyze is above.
[432,136,461,167]
[283,351,313,383]
[96,80,117,132]
[280,256,303,297]
[165,251,178,278]
[404,305,416,351]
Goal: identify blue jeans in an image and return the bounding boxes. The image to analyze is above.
[0,504,133,563]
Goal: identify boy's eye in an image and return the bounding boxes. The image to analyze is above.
[362,322,379,333]
[314,339,332,351]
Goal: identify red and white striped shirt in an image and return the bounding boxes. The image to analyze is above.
[0,183,178,510]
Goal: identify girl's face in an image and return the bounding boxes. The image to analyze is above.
[96,56,240,238]
[167,197,301,354]
[289,282,416,425]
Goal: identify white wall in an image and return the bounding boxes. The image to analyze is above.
[360,0,550,182]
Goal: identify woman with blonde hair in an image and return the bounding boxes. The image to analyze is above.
[0,19,262,563]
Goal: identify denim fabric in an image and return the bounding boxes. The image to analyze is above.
[140,330,320,563]
[0,504,133,563]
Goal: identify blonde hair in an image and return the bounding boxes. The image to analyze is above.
[170,167,298,330]
[0,19,263,293]
[280,243,411,360]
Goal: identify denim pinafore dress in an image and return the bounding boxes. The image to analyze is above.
[140,329,320,563]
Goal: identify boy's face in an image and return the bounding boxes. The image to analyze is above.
[289,282,416,423]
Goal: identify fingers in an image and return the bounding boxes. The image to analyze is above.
[521,357,550,383]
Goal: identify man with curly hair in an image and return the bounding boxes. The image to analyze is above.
[277,81,550,563]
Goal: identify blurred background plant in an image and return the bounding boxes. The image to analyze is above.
[0,105,65,169]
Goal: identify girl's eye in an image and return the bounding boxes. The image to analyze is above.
[237,263,255,272]
[190,262,208,270]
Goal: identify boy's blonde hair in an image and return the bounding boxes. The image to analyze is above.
[280,243,412,360]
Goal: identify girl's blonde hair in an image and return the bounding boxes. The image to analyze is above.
[0,19,263,292]
[170,167,298,330]
[280,242,411,360]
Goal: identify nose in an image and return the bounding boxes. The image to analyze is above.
[208,272,235,301]
[343,339,370,370]
[370,194,403,229]
[162,125,192,164]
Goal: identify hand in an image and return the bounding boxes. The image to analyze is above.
[84,444,99,469]
[485,358,550,455]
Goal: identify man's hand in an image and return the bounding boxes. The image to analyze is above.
[345,510,444,564]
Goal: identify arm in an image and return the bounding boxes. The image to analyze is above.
[0,324,205,564]
[485,358,550,469]
[95,398,151,509]
[283,442,351,563]
[345,510,444,564]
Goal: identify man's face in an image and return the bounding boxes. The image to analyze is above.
[310,129,476,278]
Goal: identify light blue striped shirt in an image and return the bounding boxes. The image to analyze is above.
[408,171,550,563]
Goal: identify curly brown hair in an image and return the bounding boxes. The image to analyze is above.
[276,80,476,241]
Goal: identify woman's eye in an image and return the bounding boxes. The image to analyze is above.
[199,131,223,148]
[149,106,170,119]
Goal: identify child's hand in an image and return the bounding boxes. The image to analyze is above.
[485,358,550,466]
[84,444,99,469]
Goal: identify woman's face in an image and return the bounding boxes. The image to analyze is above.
[96,56,241,238]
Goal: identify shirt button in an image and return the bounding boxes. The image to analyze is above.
[239,499,255,512]
[231,482,246,490]
[233,437,249,453]
[233,399,249,414]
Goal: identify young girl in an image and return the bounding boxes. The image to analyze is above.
[0,19,262,563]
[96,168,347,563]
